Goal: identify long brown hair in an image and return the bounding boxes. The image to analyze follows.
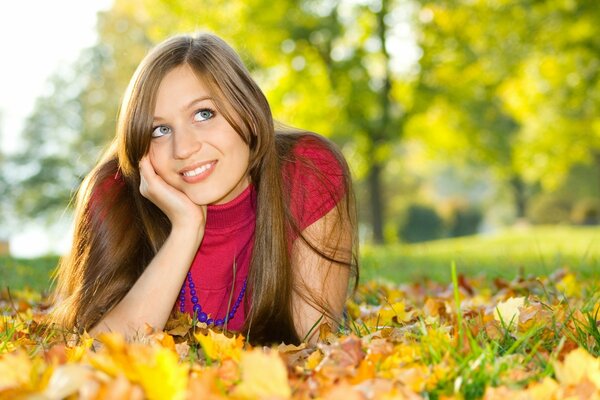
[50,33,358,345]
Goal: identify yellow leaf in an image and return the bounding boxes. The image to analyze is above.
[526,377,559,400]
[0,351,32,392]
[195,330,245,362]
[556,273,579,298]
[396,365,429,392]
[493,297,525,329]
[378,302,413,326]
[135,347,189,400]
[66,333,95,362]
[553,348,600,388]
[232,349,291,399]
[89,333,140,381]
[305,350,323,370]
[43,364,93,399]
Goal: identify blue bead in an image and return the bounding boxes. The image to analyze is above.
[190,289,197,296]
[193,304,201,313]
[215,319,223,326]
[189,282,195,289]
[198,312,208,323]
[206,318,213,325]
[229,311,235,319]
[180,288,185,295]
[191,296,198,304]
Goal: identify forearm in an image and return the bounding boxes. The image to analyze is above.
[90,227,202,338]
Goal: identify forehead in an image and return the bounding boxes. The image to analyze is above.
[154,65,212,113]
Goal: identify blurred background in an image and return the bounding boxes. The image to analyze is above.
[1,0,599,287]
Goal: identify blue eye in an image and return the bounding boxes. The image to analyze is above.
[151,125,171,138]
[194,109,214,122]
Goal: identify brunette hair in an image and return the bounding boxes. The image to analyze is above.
[49,33,358,345]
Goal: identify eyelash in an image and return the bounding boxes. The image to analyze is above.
[194,107,216,122]
[151,107,217,138]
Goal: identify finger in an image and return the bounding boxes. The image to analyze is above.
[139,156,156,197]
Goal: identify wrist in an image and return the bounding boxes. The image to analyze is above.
[170,223,205,248]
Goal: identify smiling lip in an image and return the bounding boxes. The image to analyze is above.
[179,160,217,183]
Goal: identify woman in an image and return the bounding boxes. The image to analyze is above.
[50,32,358,345]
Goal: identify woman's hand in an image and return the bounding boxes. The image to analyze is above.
[139,155,206,235]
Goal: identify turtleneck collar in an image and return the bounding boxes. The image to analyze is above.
[205,184,256,232]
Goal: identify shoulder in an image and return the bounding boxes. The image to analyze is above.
[281,133,349,232]
[283,133,346,182]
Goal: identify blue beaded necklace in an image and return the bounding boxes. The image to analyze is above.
[179,271,247,327]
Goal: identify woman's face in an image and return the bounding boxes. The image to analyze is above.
[149,64,251,205]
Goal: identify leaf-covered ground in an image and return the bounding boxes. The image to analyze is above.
[1,267,599,399]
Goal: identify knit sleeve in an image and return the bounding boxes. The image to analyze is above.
[284,136,347,233]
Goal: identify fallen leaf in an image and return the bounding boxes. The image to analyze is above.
[232,349,291,399]
[494,296,525,330]
[195,330,245,362]
[553,348,600,388]
[43,364,93,400]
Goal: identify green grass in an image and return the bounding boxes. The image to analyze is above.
[0,255,59,293]
[1,225,599,291]
[360,225,600,283]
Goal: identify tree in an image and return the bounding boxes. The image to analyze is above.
[8,2,153,222]
[138,0,410,243]
[498,0,600,199]
[12,0,413,243]
[410,1,539,220]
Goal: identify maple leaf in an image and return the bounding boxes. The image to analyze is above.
[66,332,95,362]
[556,272,579,298]
[188,368,230,400]
[165,312,193,337]
[195,330,245,362]
[231,349,292,399]
[88,333,141,381]
[134,346,189,400]
[553,348,600,388]
[377,301,414,326]
[305,349,323,370]
[42,364,94,399]
[526,377,559,400]
[493,296,525,330]
[0,351,33,393]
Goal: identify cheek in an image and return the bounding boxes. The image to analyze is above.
[149,144,170,176]
[233,145,251,175]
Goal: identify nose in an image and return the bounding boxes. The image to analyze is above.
[172,127,202,160]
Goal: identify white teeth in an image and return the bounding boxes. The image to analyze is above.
[182,162,213,177]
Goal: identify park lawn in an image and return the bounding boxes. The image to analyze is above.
[361,225,600,283]
[1,225,599,292]
[1,225,600,399]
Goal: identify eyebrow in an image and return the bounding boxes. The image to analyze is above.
[153,96,214,122]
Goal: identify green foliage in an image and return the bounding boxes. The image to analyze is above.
[448,206,483,238]
[399,203,444,243]
[5,0,600,242]
[6,0,411,244]
[571,198,600,225]
[527,195,572,225]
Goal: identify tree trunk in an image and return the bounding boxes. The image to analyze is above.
[510,176,527,220]
[595,152,600,213]
[366,0,392,245]
[368,160,385,244]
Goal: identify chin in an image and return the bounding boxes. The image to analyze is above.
[186,189,228,206]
